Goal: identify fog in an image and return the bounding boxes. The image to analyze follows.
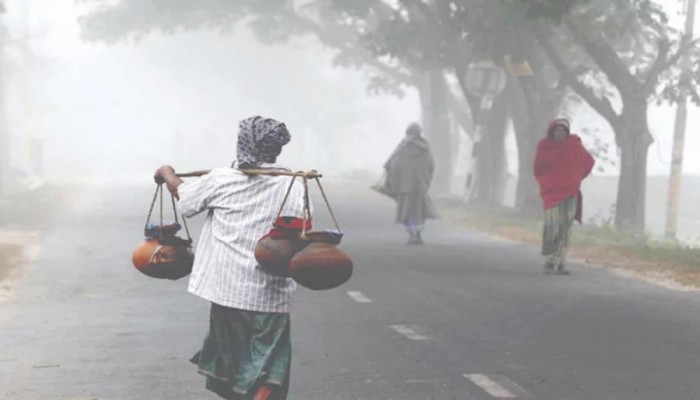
[2,0,422,186]
[3,0,700,239]
[6,3,700,399]
[5,1,699,176]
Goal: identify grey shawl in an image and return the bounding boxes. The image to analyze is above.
[384,135,435,194]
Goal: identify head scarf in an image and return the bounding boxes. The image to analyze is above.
[546,118,571,139]
[406,122,422,137]
[236,116,291,169]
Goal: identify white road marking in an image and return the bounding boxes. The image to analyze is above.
[347,291,372,303]
[390,325,429,340]
[464,374,529,398]
[405,378,451,384]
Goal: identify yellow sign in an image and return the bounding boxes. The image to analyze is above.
[504,55,534,77]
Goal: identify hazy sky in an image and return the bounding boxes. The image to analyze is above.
[6,0,420,182]
[5,0,700,185]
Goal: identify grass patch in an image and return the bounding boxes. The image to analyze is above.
[437,198,700,288]
[438,199,541,244]
[0,243,22,282]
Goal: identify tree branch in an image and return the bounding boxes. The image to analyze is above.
[286,12,413,87]
[370,0,398,20]
[640,38,673,94]
[643,38,693,94]
[564,17,638,94]
[532,24,620,127]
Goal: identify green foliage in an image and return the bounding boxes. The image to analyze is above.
[80,0,416,95]
[579,126,616,174]
[76,0,699,233]
[79,0,696,105]
[79,1,248,43]
[520,0,592,22]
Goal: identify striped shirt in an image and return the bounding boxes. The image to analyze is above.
[177,165,307,313]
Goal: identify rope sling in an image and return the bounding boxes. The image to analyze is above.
[131,168,351,288]
[133,183,195,281]
[172,169,352,290]
[144,183,192,243]
[176,169,343,239]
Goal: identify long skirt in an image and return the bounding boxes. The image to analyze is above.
[395,192,438,231]
[191,303,291,400]
[541,196,577,267]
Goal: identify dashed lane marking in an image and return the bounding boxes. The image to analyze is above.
[464,374,530,398]
[390,325,429,341]
[347,291,373,303]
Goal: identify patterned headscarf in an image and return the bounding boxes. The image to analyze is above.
[236,116,291,169]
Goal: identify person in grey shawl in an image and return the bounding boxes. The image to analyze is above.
[383,122,438,245]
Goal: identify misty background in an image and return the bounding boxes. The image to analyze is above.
[4,0,421,181]
[3,0,700,240]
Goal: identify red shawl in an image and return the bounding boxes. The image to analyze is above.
[534,122,595,223]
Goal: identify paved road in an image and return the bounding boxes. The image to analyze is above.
[2,180,700,400]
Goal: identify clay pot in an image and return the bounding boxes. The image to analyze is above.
[289,242,353,290]
[132,238,194,280]
[255,236,308,277]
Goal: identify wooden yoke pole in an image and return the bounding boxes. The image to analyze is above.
[176,169,323,179]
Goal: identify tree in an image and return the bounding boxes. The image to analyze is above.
[404,0,696,228]
[444,0,591,214]
[531,0,697,231]
[362,0,594,210]
[468,1,574,216]
[79,0,476,194]
[362,0,517,204]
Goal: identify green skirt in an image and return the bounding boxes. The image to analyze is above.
[191,303,291,400]
[541,196,577,256]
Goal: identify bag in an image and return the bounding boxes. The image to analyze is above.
[371,171,395,199]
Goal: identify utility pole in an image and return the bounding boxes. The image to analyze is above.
[665,0,696,239]
[19,0,35,177]
[0,1,8,195]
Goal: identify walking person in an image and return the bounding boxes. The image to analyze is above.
[383,122,438,245]
[154,116,307,400]
[534,118,595,275]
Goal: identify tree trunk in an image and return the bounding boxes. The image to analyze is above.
[447,90,474,138]
[418,70,452,195]
[474,92,509,205]
[613,109,651,231]
[510,79,542,217]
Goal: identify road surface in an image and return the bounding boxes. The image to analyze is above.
[1,180,700,400]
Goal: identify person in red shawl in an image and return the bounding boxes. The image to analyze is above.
[534,119,595,275]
